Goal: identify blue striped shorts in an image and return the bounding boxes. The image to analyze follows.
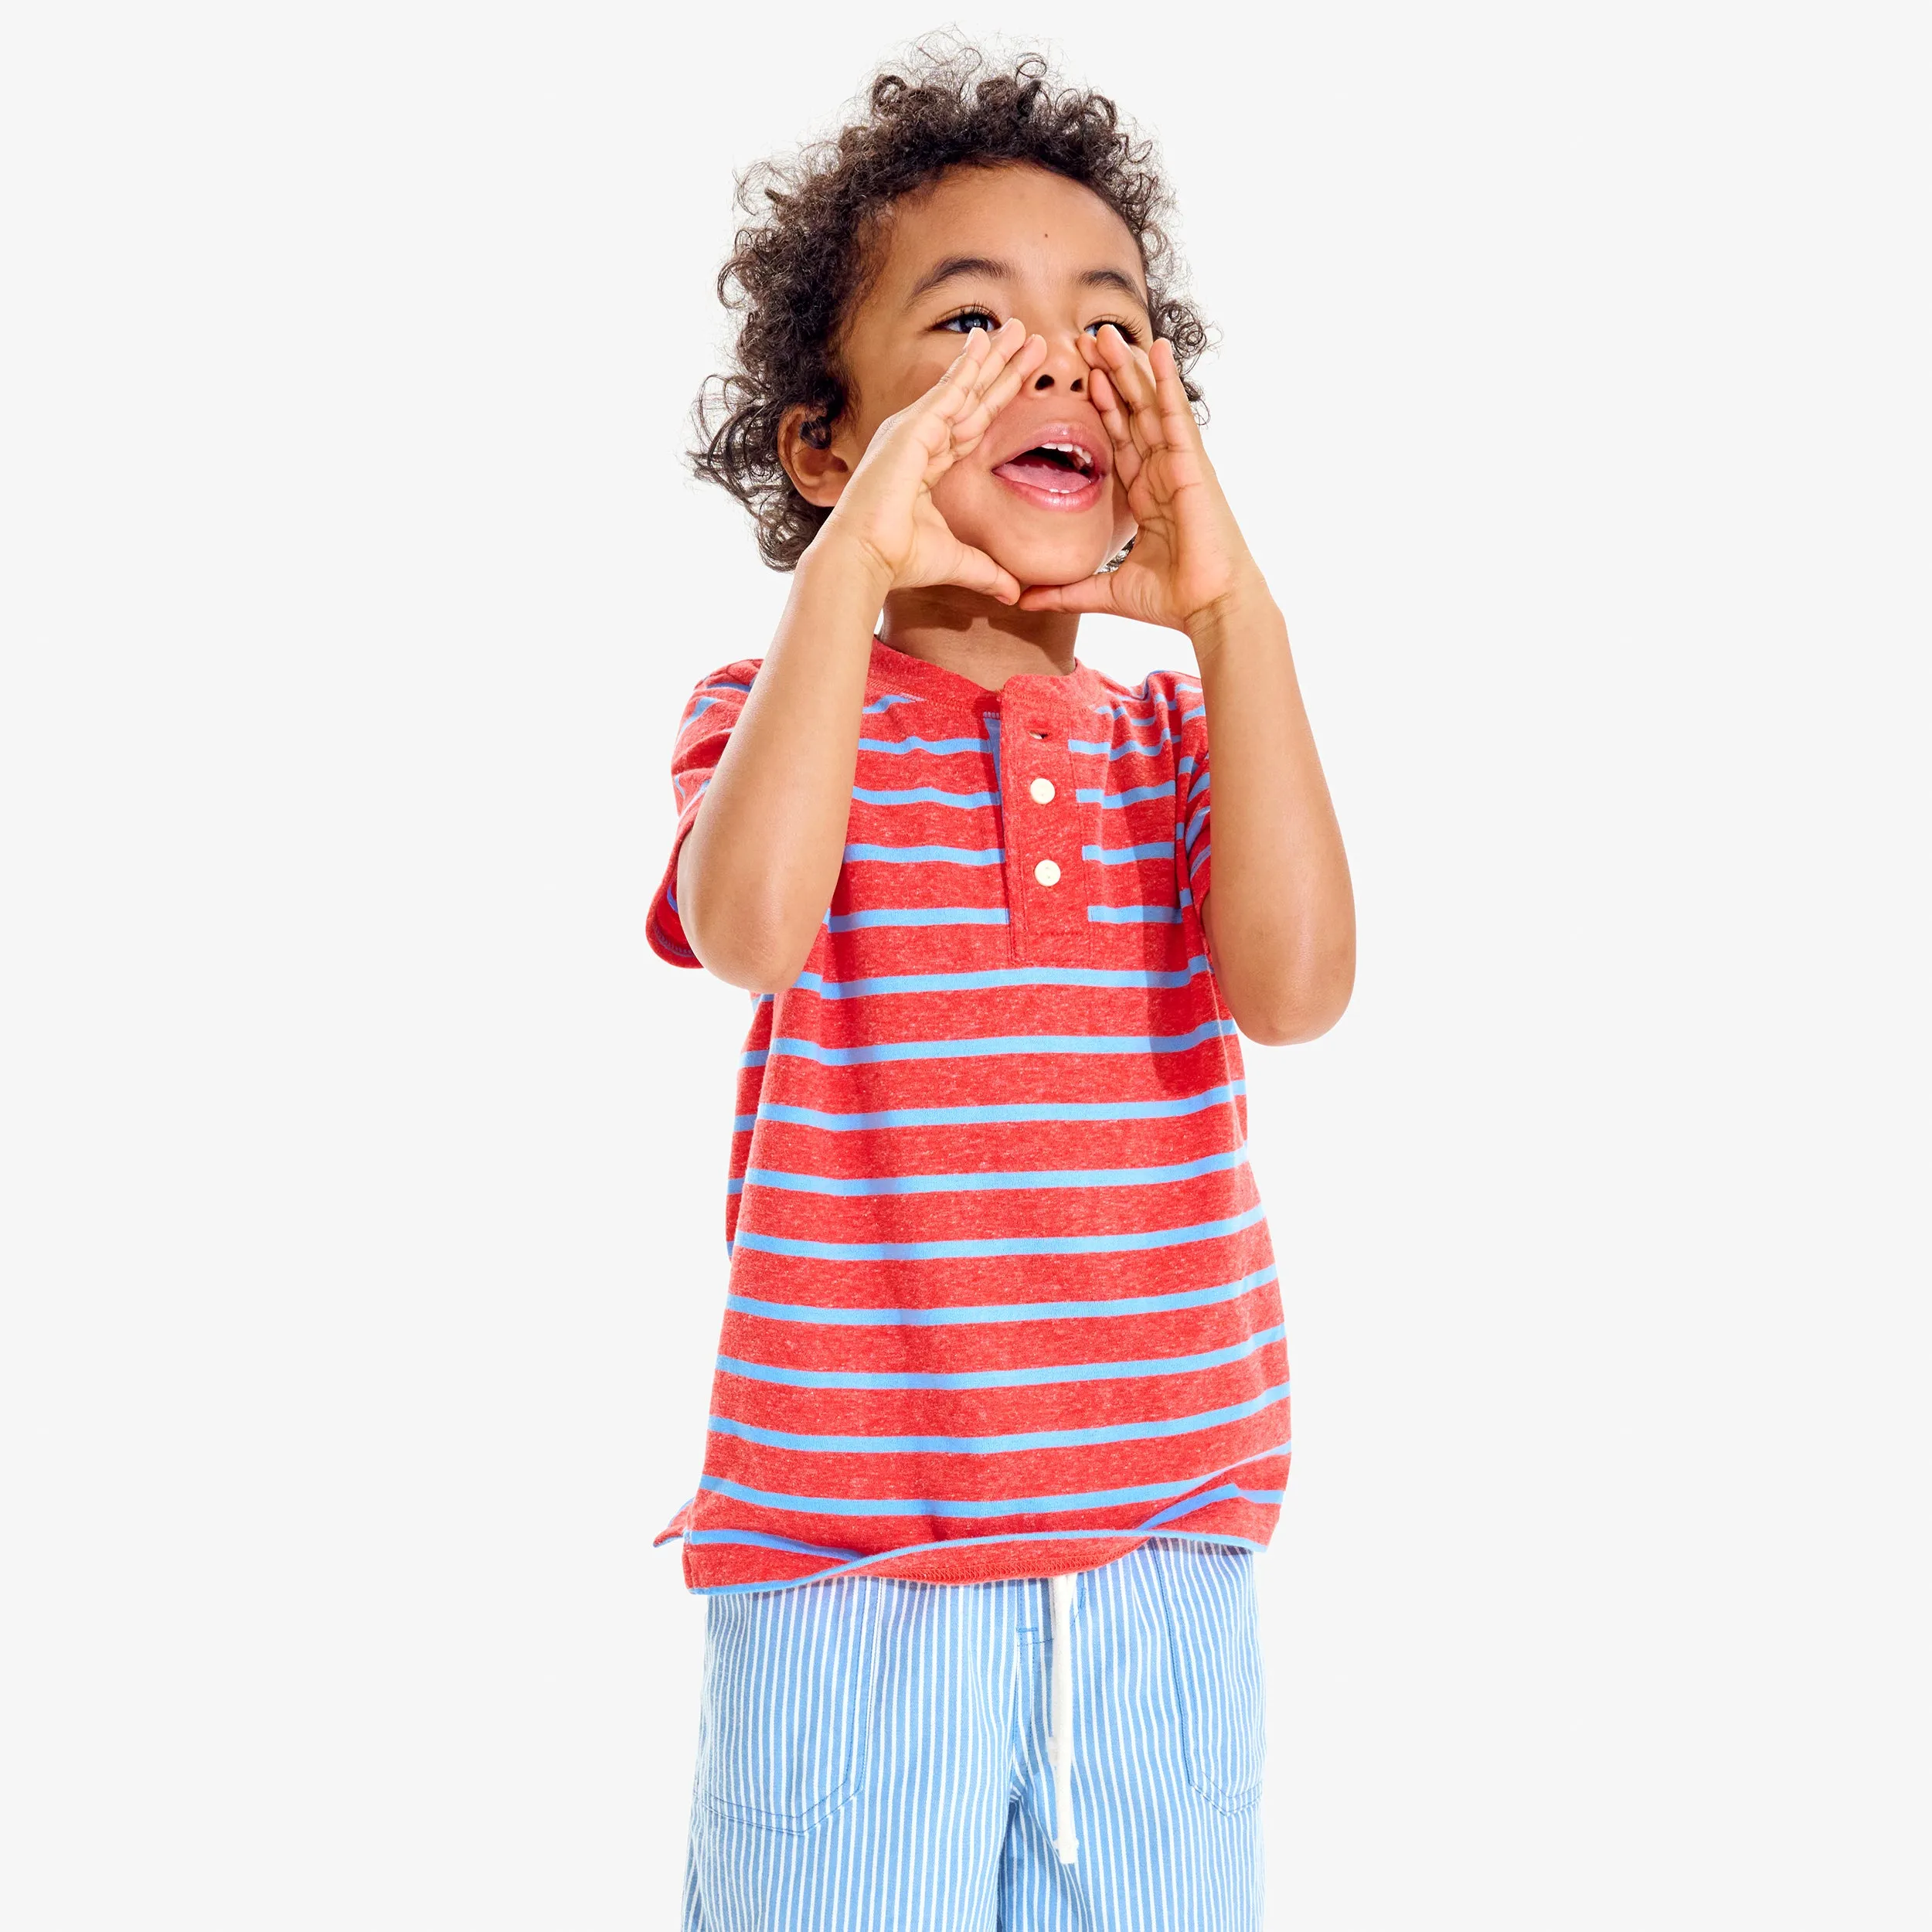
[682,1538,1266,1931]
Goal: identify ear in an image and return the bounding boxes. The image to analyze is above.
[777,404,854,509]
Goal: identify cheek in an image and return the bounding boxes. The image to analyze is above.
[846,354,955,455]
[883,350,963,428]
[928,463,988,526]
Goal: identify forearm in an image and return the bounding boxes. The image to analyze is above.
[676,536,891,992]
[1189,579,1355,1044]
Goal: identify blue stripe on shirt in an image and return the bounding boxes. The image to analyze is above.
[726,1262,1278,1328]
[1138,1481,1284,1531]
[842,843,1005,866]
[1083,840,1175,864]
[1066,731,1176,760]
[679,1522,1273,1591]
[741,1144,1248,1196]
[730,1203,1267,1264]
[752,1080,1243,1131]
[852,786,998,809]
[696,1439,1291,1516]
[857,735,993,755]
[1077,781,1177,808]
[758,1019,1233,1066]
[708,1382,1290,1457]
[1087,903,1183,924]
[791,957,1213,998]
[826,906,1009,931]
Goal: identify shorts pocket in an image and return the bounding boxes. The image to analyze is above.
[1151,1540,1267,1812]
[695,1573,883,1835]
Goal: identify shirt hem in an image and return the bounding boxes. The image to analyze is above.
[661,1520,1272,1595]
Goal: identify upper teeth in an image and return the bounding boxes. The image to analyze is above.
[1039,442,1092,471]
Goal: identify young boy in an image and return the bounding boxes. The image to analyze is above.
[651,49,1353,1932]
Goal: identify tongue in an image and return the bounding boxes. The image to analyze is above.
[994,454,1090,495]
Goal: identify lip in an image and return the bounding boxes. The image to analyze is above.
[987,419,1109,514]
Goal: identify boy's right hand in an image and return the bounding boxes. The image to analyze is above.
[822,318,1046,606]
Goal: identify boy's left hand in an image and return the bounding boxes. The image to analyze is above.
[1015,327,1262,631]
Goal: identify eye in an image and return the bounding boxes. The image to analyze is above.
[1084,317,1145,344]
[935,305,1002,335]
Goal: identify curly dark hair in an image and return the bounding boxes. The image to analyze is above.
[689,41,1209,570]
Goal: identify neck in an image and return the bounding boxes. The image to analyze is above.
[878,587,1080,689]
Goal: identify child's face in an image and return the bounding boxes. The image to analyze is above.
[824,163,1148,590]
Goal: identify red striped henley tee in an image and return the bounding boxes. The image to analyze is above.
[648,637,1289,1596]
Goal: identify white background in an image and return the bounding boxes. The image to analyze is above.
[4,3,1927,1927]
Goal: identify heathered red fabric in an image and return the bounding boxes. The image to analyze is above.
[648,638,1289,1595]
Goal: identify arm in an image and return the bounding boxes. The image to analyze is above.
[1017,329,1355,1045]
[676,319,1047,992]
[1189,587,1354,1044]
[674,546,888,992]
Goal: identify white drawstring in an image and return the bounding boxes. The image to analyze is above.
[1047,1573,1078,1866]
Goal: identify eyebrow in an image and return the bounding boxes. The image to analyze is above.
[903,254,1151,311]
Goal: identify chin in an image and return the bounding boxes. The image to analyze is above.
[941,481,1121,594]
[989,529,1116,591]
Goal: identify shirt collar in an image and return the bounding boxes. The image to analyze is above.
[867,636,1109,721]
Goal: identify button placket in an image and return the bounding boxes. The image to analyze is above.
[1001,691,1087,961]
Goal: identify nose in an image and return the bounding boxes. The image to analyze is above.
[1030,330,1087,396]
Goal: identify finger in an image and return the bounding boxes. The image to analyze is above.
[955,334,1048,447]
[1087,362,1130,447]
[957,317,1028,404]
[1078,330,1135,423]
[1116,351,1164,456]
[1092,325,1158,415]
[934,323,1000,402]
[1149,338,1200,448]
[936,321,1034,438]
[1091,326,1158,461]
[1015,571,1124,617]
[1087,363,1144,491]
[893,330,991,461]
[974,316,1030,383]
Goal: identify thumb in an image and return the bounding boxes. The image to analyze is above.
[1015,570,1125,617]
[939,542,1023,607]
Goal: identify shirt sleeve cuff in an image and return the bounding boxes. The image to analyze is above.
[646,792,707,968]
[1184,829,1211,911]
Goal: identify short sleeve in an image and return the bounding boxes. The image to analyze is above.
[1172,675,1213,911]
[647,660,760,968]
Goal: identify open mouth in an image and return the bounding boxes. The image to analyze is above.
[991,437,1106,509]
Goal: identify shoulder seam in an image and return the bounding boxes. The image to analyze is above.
[694,657,763,687]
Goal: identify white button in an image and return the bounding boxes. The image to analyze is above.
[1033,858,1061,886]
[1029,777,1056,804]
